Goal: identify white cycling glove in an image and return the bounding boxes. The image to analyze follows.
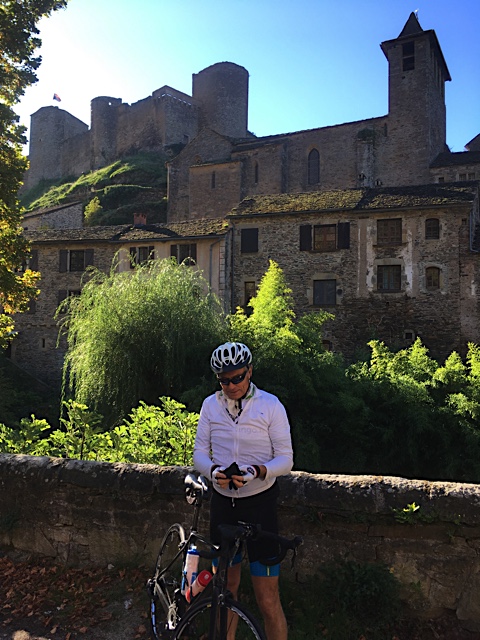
[211,466,226,483]
[239,465,259,485]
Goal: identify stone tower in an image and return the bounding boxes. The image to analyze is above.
[90,96,122,170]
[192,62,249,139]
[26,106,88,189]
[381,12,451,185]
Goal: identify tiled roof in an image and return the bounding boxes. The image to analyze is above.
[229,184,478,217]
[431,151,480,167]
[25,219,229,244]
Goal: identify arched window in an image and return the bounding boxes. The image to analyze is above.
[425,218,440,239]
[426,266,440,290]
[308,149,320,185]
[254,162,259,184]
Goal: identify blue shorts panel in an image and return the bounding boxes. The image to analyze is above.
[250,560,280,577]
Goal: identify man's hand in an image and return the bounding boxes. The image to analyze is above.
[238,465,259,485]
[211,467,229,489]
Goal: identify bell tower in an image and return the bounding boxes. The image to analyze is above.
[381,12,451,185]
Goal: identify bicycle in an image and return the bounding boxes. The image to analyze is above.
[148,473,302,640]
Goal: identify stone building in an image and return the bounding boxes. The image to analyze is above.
[14,217,229,385]
[10,12,480,387]
[229,184,480,362]
[166,13,480,222]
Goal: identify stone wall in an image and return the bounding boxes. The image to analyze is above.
[1,454,480,630]
[230,199,480,363]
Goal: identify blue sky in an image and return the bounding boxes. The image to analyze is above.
[15,0,480,154]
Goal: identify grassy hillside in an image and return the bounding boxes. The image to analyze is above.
[20,151,169,226]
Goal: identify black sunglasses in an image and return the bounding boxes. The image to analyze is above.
[217,370,249,386]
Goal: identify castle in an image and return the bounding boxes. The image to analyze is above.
[12,12,480,387]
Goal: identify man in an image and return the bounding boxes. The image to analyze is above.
[193,341,293,640]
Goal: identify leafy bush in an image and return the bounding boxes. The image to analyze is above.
[0,397,198,465]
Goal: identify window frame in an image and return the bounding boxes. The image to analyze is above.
[425,266,441,290]
[170,243,197,265]
[240,228,259,254]
[425,218,440,240]
[313,279,337,306]
[377,264,402,292]
[377,219,402,246]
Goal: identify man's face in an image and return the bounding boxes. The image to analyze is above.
[217,365,252,400]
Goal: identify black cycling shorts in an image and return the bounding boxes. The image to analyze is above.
[210,481,280,564]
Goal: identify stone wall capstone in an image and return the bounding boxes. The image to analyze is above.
[1,454,480,630]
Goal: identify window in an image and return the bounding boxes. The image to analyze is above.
[377,265,401,292]
[313,279,336,306]
[211,172,216,188]
[438,176,445,183]
[468,173,476,180]
[426,266,440,290]
[171,244,197,265]
[459,173,467,181]
[59,249,94,272]
[402,41,415,71]
[377,219,402,245]
[240,228,259,253]
[314,225,336,251]
[308,149,320,185]
[425,218,440,240]
[57,289,81,312]
[300,222,350,251]
[17,249,38,273]
[130,245,155,268]
[254,162,259,184]
[322,340,333,351]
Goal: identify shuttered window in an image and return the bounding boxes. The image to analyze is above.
[300,223,350,251]
[240,228,259,253]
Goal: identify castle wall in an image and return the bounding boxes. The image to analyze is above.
[60,130,91,178]
[2,456,480,630]
[189,161,242,219]
[167,130,234,221]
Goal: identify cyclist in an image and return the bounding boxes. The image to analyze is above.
[193,342,293,640]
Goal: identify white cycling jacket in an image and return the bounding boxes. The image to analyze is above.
[193,384,294,498]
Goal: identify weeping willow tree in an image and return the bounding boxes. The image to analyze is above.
[58,257,227,426]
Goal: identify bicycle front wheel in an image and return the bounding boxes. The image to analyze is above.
[150,523,186,638]
[174,596,266,640]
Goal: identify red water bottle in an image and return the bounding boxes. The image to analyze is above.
[186,569,213,603]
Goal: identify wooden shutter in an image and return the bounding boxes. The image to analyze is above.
[59,250,68,272]
[85,249,94,267]
[299,225,312,251]
[337,222,350,249]
[29,249,38,271]
[240,228,258,253]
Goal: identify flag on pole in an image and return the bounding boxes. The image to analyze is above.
[53,93,61,102]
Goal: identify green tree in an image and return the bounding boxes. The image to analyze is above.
[59,257,227,426]
[0,0,68,347]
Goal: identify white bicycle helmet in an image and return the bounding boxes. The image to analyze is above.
[210,342,252,374]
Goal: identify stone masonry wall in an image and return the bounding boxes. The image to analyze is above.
[1,454,480,630]
[230,201,479,363]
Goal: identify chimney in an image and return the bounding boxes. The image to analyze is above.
[133,213,147,227]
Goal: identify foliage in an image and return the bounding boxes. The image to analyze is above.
[108,397,198,465]
[314,559,402,639]
[20,151,168,216]
[0,0,68,346]
[0,397,199,466]
[59,257,226,426]
[83,195,103,224]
